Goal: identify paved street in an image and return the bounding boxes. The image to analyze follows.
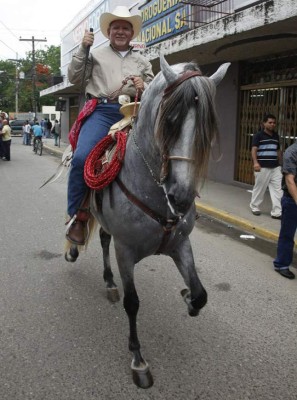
[1,137,297,400]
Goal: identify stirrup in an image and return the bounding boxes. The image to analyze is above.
[65,212,90,246]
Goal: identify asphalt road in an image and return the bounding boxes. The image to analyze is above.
[1,137,297,400]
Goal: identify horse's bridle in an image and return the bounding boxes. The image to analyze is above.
[158,70,202,184]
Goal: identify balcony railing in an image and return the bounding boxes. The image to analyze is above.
[181,0,234,27]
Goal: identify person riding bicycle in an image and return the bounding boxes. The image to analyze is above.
[31,121,43,149]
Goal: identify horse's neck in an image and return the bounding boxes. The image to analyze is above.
[120,121,164,200]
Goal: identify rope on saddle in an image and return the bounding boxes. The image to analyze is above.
[84,130,127,191]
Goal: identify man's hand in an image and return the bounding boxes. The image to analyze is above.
[253,162,261,172]
[82,30,94,49]
[131,76,145,92]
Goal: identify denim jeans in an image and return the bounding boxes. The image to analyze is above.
[67,103,122,217]
[274,196,297,270]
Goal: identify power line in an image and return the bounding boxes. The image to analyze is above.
[0,39,18,56]
[0,20,31,50]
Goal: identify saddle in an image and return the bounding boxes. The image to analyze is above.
[108,101,140,136]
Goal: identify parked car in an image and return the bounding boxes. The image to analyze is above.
[9,119,33,135]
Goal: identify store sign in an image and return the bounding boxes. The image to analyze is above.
[138,0,190,46]
[61,0,109,58]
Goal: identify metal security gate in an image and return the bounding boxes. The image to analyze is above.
[236,83,297,184]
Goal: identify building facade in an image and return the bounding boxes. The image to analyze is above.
[41,0,297,186]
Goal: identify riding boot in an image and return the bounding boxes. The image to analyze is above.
[66,208,90,245]
[66,191,91,245]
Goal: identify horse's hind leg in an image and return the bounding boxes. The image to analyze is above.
[171,238,207,316]
[99,227,120,303]
[115,248,153,389]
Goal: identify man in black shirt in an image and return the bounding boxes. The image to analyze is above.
[250,114,283,219]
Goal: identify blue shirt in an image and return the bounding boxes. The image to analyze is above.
[32,124,42,137]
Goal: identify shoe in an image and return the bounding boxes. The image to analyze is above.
[66,220,86,245]
[275,269,295,279]
[252,210,261,216]
[271,215,282,220]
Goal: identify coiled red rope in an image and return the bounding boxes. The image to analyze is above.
[84,131,127,190]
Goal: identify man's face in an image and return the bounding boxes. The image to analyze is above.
[108,20,134,51]
[263,118,276,133]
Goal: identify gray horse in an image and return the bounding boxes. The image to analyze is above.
[65,55,230,388]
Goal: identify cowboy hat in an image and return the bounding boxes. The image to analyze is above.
[100,6,142,40]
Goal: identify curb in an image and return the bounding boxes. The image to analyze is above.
[43,144,64,157]
[195,201,279,243]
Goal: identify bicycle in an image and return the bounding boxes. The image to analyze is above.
[33,136,43,156]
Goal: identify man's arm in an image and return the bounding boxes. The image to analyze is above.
[277,149,283,166]
[285,173,297,204]
[68,30,94,85]
[251,146,261,172]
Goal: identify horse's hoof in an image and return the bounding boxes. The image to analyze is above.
[131,360,154,389]
[181,288,199,317]
[107,287,120,303]
[65,246,79,263]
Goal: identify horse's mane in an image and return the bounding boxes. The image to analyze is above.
[152,62,219,183]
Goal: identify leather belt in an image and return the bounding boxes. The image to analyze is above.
[86,93,135,104]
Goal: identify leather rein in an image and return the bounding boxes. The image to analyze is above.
[116,70,202,253]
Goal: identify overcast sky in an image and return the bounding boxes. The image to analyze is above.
[0,0,90,60]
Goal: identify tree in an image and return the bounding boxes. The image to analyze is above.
[0,45,61,114]
[0,61,16,111]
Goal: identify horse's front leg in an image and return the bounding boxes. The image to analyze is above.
[115,246,153,389]
[99,227,120,303]
[170,237,207,316]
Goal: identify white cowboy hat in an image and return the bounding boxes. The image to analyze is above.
[100,6,142,40]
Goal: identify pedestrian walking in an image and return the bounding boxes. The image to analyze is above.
[273,140,297,279]
[0,116,5,158]
[22,122,26,145]
[24,120,32,145]
[51,119,60,146]
[0,119,12,161]
[249,113,283,219]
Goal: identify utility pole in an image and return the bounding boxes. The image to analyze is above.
[8,57,21,115]
[19,36,47,120]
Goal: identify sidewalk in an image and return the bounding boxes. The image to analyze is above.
[43,138,288,244]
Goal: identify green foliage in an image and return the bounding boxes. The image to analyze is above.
[0,45,61,114]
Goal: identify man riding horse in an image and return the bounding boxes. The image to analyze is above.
[66,6,154,245]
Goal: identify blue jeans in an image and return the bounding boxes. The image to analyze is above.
[274,196,297,270]
[67,103,122,217]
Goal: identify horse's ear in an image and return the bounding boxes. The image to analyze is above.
[160,53,178,84]
[209,62,231,86]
